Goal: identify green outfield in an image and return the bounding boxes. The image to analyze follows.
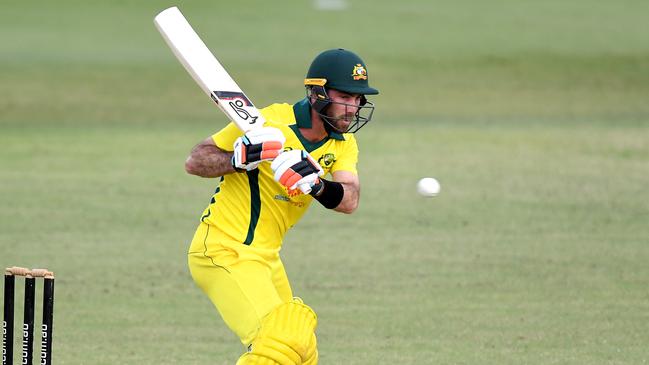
[1,0,648,364]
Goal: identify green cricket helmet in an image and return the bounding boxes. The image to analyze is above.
[305,48,379,95]
[304,48,378,134]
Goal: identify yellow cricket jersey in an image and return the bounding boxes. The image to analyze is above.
[198,98,358,251]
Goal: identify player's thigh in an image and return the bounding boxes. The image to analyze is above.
[189,252,284,344]
[270,256,293,303]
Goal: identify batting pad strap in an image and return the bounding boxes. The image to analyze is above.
[310,178,344,209]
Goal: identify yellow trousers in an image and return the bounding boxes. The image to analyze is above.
[188,222,293,345]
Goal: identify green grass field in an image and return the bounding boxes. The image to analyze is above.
[1,1,648,364]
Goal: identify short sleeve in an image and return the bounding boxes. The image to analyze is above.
[212,122,245,152]
[330,134,358,175]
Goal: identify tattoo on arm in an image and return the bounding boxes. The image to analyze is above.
[185,138,236,178]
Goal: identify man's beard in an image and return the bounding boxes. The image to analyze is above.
[325,111,355,133]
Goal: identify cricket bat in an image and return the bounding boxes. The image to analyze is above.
[154,6,264,132]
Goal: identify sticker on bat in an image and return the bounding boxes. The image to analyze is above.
[212,91,253,106]
[229,99,259,124]
[211,91,259,125]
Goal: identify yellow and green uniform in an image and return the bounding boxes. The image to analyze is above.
[188,98,359,346]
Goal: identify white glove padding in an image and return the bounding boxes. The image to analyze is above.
[271,149,324,194]
[232,127,286,171]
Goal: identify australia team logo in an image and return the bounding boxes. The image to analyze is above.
[351,64,367,80]
[318,153,336,168]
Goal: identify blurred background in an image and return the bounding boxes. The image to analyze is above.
[1,0,648,364]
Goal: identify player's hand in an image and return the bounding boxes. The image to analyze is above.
[232,127,286,171]
[271,149,324,194]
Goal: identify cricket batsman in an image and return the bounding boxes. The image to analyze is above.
[186,48,379,364]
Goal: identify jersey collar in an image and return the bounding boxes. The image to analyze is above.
[293,98,345,141]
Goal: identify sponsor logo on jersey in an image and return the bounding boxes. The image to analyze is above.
[274,194,290,202]
[274,194,305,206]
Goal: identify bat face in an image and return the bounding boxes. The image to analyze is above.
[154,7,264,132]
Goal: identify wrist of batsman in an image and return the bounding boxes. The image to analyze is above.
[230,154,245,172]
[309,178,344,209]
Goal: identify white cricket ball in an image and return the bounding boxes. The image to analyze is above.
[417,177,440,197]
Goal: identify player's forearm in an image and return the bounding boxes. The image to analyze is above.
[185,143,235,178]
[333,182,359,214]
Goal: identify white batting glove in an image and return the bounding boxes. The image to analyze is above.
[270,149,324,194]
[232,127,286,171]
